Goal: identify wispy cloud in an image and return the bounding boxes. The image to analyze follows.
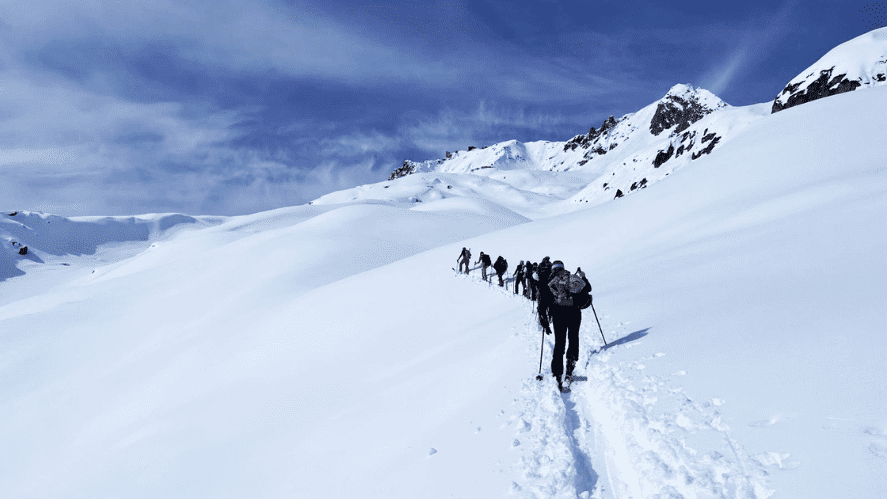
[0,0,837,216]
[700,2,797,98]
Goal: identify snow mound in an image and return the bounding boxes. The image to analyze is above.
[409,196,530,226]
[0,211,200,281]
[772,27,887,113]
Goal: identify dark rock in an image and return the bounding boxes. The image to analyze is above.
[388,160,420,180]
[691,135,721,160]
[445,151,453,159]
[19,246,28,255]
[564,116,621,152]
[650,95,713,136]
[467,146,476,151]
[772,67,862,113]
[8,212,16,216]
[653,144,675,168]
[675,144,685,157]
[701,132,717,143]
[614,189,624,199]
[630,182,638,191]
[876,73,886,82]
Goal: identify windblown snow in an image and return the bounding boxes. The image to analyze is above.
[2,33,887,499]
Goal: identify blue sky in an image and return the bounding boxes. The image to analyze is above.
[0,0,882,216]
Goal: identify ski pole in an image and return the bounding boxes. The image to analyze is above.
[535,327,545,380]
[590,300,607,346]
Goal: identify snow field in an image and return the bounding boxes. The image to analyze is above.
[2,66,887,498]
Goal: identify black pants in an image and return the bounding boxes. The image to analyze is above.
[550,304,581,378]
[496,269,504,286]
[459,260,469,273]
[481,264,490,281]
[513,275,524,294]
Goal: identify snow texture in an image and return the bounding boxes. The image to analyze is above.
[2,41,887,499]
[772,27,887,113]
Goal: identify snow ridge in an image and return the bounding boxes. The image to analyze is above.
[475,272,774,499]
[772,27,887,113]
[319,85,754,218]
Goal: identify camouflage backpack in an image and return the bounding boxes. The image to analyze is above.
[549,269,590,308]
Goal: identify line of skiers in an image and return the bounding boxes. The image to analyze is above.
[456,248,593,393]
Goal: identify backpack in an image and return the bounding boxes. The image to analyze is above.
[549,270,591,308]
[548,269,573,306]
[573,276,592,309]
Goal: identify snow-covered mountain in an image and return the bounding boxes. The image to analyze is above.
[319,84,766,218]
[772,26,887,113]
[2,30,887,499]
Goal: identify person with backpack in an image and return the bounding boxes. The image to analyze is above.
[527,262,538,301]
[544,260,592,392]
[523,260,534,299]
[457,247,472,274]
[476,252,492,282]
[493,256,508,287]
[513,260,525,295]
[535,256,555,330]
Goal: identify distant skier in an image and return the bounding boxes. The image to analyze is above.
[523,260,534,299]
[493,256,508,287]
[513,260,525,295]
[457,247,472,274]
[476,252,492,282]
[543,260,591,392]
[527,262,538,301]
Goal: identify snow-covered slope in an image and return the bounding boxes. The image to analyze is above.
[772,27,887,113]
[1,211,205,283]
[319,84,765,218]
[2,83,886,498]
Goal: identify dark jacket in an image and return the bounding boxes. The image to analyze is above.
[494,256,506,272]
[536,265,555,329]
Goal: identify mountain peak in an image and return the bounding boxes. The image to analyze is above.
[650,84,728,136]
[772,27,887,113]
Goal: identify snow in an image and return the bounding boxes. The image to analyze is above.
[2,71,887,499]
[773,27,887,110]
[315,84,755,220]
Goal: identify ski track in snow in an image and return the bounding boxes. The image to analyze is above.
[459,271,775,498]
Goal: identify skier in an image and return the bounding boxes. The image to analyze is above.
[513,260,525,295]
[527,262,538,301]
[544,260,591,392]
[457,247,472,274]
[535,257,554,330]
[476,252,492,282]
[493,256,508,287]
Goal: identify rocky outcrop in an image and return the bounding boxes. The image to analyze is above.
[650,91,720,136]
[772,67,862,113]
[651,97,704,136]
[388,160,421,180]
[771,27,887,113]
[563,116,620,152]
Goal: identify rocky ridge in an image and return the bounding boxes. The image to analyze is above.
[772,27,887,113]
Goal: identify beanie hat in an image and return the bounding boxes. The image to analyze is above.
[551,260,564,270]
